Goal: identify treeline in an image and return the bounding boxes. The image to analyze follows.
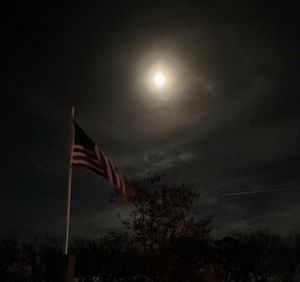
[1,231,299,281]
[1,176,300,281]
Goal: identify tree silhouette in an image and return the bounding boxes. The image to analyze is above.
[212,232,299,282]
[122,175,212,281]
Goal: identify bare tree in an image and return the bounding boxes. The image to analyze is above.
[121,175,212,281]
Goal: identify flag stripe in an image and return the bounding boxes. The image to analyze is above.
[72,159,105,173]
[95,147,108,178]
[120,177,128,195]
[72,151,98,162]
[112,162,121,187]
[72,163,106,177]
[72,155,101,169]
[100,150,114,186]
[73,147,96,160]
[108,159,119,187]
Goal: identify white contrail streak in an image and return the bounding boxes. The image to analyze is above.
[220,186,300,197]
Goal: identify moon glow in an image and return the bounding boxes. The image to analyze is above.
[140,58,178,96]
[153,72,166,87]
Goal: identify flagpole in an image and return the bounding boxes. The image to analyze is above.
[64,106,75,255]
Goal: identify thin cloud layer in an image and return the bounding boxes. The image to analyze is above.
[2,1,299,239]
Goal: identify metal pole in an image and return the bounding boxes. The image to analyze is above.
[64,106,75,255]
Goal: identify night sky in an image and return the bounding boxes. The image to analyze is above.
[2,1,299,240]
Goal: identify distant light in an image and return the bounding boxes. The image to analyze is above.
[153,72,166,87]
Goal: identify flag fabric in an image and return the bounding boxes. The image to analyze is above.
[71,121,128,195]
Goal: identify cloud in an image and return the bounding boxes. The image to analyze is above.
[2,0,299,239]
[119,148,197,177]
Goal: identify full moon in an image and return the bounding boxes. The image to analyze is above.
[153,72,166,87]
[142,60,175,95]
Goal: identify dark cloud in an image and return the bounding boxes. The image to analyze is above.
[2,1,299,240]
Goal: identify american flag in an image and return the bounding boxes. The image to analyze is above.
[71,121,128,195]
